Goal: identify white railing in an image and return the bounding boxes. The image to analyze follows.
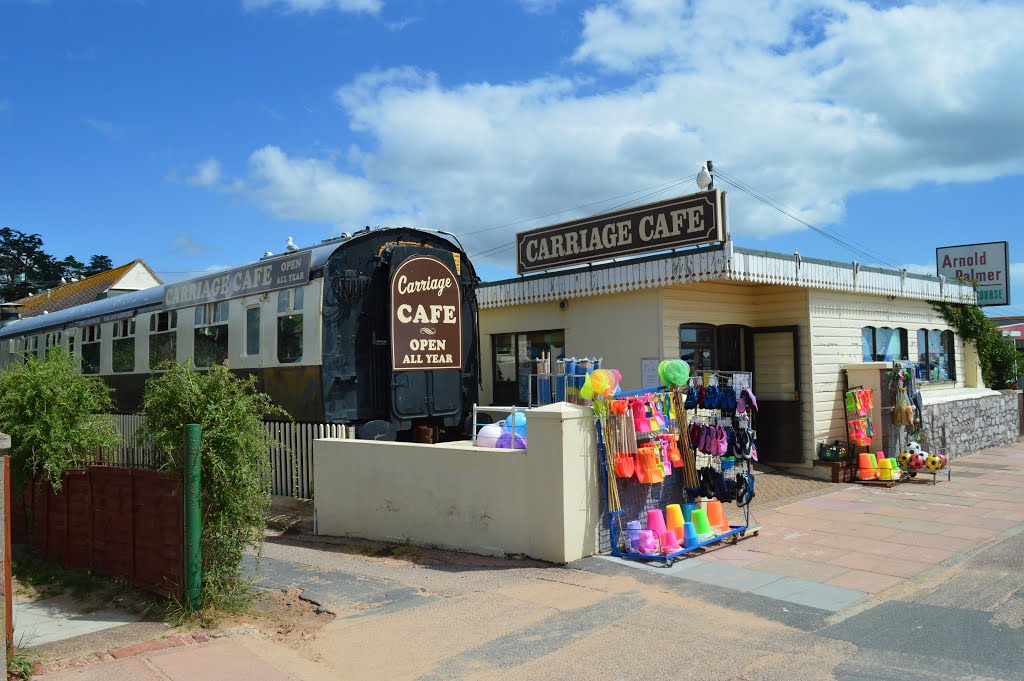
[108,414,349,499]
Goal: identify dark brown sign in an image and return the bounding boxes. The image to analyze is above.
[390,256,462,371]
[516,189,725,274]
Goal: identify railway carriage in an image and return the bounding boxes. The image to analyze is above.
[0,227,481,440]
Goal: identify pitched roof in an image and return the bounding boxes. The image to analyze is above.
[12,259,162,318]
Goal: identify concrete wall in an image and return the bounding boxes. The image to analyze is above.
[313,402,600,563]
[922,390,1021,458]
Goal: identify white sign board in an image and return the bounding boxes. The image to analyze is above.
[936,241,1010,307]
[641,358,662,389]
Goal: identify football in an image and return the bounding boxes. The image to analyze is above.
[925,455,942,471]
[908,453,926,470]
[897,451,911,466]
[907,441,922,455]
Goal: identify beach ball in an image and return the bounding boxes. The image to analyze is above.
[897,451,911,467]
[926,455,942,471]
[908,453,926,470]
[504,412,527,438]
[475,424,503,447]
[907,441,922,455]
[938,453,948,468]
[496,432,527,449]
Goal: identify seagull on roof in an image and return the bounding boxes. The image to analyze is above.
[286,236,299,252]
[264,251,274,257]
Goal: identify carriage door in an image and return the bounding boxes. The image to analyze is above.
[388,248,464,423]
[750,326,803,464]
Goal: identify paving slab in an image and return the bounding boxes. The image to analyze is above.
[147,640,292,681]
[13,595,142,647]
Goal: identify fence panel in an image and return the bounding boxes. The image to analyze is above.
[132,470,183,596]
[90,467,135,582]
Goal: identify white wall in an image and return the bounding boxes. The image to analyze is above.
[111,262,162,291]
[313,402,600,563]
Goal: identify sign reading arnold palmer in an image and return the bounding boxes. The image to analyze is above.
[164,251,312,308]
[516,189,725,274]
[390,256,462,371]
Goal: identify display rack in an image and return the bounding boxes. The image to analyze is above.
[598,371,759,566]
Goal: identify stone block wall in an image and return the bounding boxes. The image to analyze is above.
[922,390,1021,458]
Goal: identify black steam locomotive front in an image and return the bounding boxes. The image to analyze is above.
[320,228,480,439]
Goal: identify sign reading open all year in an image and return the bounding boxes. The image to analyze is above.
[390,256,462,370]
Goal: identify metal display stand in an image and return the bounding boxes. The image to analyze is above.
[598,378,758,567]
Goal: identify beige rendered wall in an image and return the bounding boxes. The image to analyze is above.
[313,403,600,563]
[478,290,662,404]
[807,290,969,452]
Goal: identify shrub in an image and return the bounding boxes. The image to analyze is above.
[933,302,1022,389]
[142,360,281,604]
[0,348,117,491]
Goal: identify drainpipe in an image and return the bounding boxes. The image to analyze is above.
[184,424,202,609]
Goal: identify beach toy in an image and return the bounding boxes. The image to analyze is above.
[647,509,668,536]
[661,530,682,553]
[638,529,658,554]
[869,453,881,468]
[705,499,730,534]
[908,452,926,470]
[504,412,527,438]
[657,359,691,388]
[626,521,641,551]
[496,432,527,449]
[665,504,685,540]
[691,508,714,539]
[926,454,943,471]
[937,453,948,468]
[898,451,911,467]
[682,522,699,549]
[907,441,922,454]
[681,503,697,524]
[614,452,635,478]
[878,465,893,481]
[475,423,503,447]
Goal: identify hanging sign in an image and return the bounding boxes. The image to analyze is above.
[516,189,725,274]
[164,251,312,308]
[936,241,1010,306]
[390,256,462,371]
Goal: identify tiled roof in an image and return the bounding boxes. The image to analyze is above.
[13,260,159,318]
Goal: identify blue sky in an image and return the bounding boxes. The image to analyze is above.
[2,0,1022,315]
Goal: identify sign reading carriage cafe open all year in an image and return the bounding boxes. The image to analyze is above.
[936,241,1011,307]
[516,189,726,274]
[391,256,462,370]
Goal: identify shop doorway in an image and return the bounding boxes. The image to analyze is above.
[750,326,803,464]
[492,330,565,406]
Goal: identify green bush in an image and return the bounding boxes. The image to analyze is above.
[934,302,1022,389]
[0,348,117,491]
[142,360,282,604]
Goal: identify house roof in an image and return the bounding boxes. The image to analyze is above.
[12,259,162,318]
[477,241,978,309]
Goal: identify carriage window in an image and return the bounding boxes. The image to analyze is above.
[68,330,75,355]
[112,318,136,373]
[149,311,178,370]
[194,302,229,367]
[81,323,101,374]
[277,288,303,364]
[245,305,262,352]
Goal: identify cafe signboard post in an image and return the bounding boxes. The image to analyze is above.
[516,189,726,274]
[390,256,462,370]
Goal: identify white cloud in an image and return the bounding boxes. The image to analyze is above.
[242,0,381,14]
[187,158,223,187]
[173,232,212,257]
[197,1,1024,265]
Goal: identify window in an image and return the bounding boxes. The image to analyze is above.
[276,288,303,364]
[679,324,717,371]
[81,323,101,374]
[194,302,229,367]
[245,306,261,356]
[492,329,565,406]
[918,329,955,382]
[68,329,75,356]
[861,326,908,362]
[44,331,62,357]
[111,318,136,373]
[148,310,177,370]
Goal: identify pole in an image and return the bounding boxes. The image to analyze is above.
[184,424,202,609]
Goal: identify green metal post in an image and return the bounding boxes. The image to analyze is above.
[184,423,202,609]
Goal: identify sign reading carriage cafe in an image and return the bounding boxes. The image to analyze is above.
[516,189,726,274]
[390,256,462,371]
[164,251,312,308]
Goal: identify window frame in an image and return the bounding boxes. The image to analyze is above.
[193,302,230,368]
[917,328,956,383]
[861,326,908,362]
[148,310,178,371]
[275,288,304,364]
[679,323,718,372]
[80,323,102,374]
[245,305,261,357]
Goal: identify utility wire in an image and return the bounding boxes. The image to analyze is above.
[713,168,901,269]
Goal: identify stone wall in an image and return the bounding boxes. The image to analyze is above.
[922,390,1021,458]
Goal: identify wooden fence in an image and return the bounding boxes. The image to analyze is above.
[13,467,184,598]
[108,415,349,499]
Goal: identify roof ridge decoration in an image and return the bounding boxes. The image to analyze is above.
[477,245,976,309]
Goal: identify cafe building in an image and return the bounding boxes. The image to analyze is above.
[477,190,1020,471]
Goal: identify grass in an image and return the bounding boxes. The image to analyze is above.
[13,556,110,601]
[163,586,255,629]
[355,539,421,561]
[7,648,37,680]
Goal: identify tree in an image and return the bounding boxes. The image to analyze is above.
[82,254,114,278]
[0,227,57,301]
[0,348,118,491]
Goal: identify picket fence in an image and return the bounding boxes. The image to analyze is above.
[109,414,349,499]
